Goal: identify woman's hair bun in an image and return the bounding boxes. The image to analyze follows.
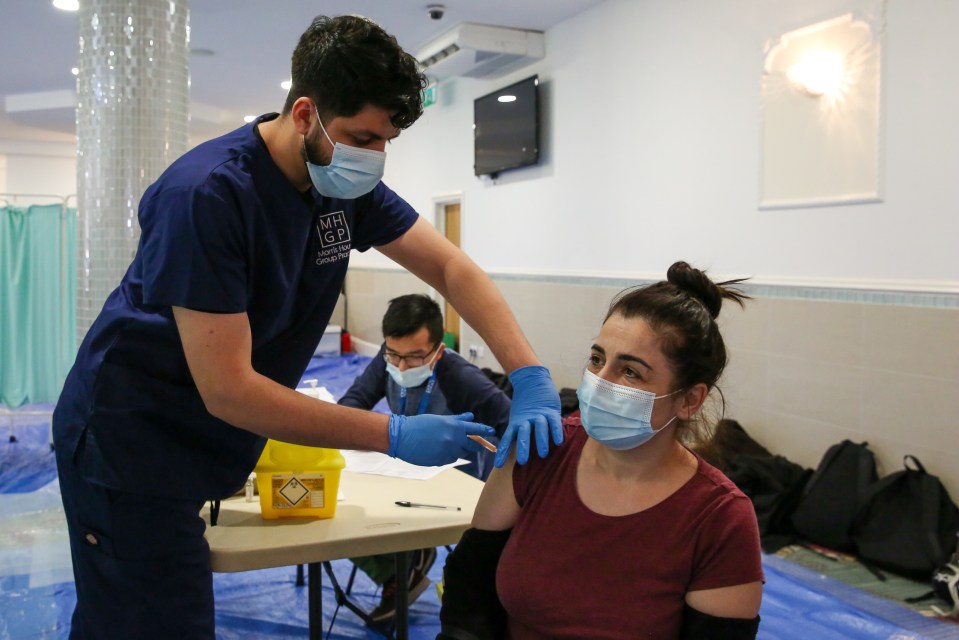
[666,261,749,319]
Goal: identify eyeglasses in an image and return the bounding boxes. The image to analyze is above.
[383,343,440,368]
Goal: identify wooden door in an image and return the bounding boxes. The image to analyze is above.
[443,202,461,349]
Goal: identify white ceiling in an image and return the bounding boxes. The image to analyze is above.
[0,0,604,146]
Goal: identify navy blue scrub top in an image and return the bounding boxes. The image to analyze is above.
[54,113,418,501]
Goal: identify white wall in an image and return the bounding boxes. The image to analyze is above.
[0,140,76,204]
[5,0,956,290]
[372,0,958,292]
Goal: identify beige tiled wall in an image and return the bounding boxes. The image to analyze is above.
[343,269,427,343]
[457,278,623,388]
[346,268,959,498]
[720,298,959,498]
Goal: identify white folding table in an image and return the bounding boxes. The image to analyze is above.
[203,468,483,639]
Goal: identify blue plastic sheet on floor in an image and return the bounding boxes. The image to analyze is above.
[758,554,958,640]
[302,354,380,406]
[0,579,74,640]
[212,551,445,639]
[4,357,959,639]
[0,403,56,493]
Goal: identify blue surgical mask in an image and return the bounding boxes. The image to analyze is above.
[385,347,440,389]
[306,106,386,199]
[576,370,679,450]
[386,362,433,388]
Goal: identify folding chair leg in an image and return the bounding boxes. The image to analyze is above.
[345,562,358,595]
[321,561,386,635]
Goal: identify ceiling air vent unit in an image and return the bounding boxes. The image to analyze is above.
[415,23,545,81]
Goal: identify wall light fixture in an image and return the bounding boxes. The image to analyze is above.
[759,7,885,209]
[787,50,846,99]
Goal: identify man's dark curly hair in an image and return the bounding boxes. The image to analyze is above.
[283,15,428,130]
[382,294,444,345]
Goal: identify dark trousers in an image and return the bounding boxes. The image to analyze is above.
[55,434,215,639]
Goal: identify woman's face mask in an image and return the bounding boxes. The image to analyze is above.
[577,370,680,450]
[306,105,386,199]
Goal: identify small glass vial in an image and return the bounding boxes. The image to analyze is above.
[244,473,255,502]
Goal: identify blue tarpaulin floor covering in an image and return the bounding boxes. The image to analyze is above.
[2,355,958,639]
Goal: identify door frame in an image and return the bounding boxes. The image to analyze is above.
[431,192,463,349]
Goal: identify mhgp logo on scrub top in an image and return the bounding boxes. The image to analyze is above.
[315,210,352,266]
[317,211,351,247]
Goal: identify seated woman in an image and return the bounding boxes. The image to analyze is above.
[439,261,764,639]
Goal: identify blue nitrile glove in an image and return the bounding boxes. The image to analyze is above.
[494,365,563,467]
[387,412,496,467]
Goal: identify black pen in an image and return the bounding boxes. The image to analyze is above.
[395,500,461,511]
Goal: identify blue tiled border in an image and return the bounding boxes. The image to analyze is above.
[741,285,959,309]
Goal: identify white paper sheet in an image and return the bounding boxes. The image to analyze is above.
[295,383,337,403]
[341,449,468,480]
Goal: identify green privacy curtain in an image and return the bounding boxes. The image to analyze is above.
[0,204,77,407]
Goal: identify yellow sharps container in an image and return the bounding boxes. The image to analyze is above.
[254,439,345,519]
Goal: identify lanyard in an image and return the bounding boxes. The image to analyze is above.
[397,372,437,416]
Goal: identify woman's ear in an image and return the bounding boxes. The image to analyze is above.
[678,383,709,420]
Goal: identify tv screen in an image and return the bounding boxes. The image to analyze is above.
[473,75,539,178]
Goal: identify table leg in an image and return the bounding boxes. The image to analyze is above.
[394,552,409,640]
[308,562,322,640]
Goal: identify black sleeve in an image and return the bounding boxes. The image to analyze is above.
[337,345,388,410]
[437,528,511,640]
[679,604,760,640]
[438,355,512,438]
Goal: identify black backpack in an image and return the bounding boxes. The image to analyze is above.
[790,440,878,551]
[726,453,812,553]
[850,455,959,580]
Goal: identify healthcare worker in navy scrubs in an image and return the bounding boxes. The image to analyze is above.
[52,15,562,639]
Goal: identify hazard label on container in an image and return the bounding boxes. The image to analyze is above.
[271,473,327,509]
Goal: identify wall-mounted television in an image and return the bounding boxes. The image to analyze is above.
[473,75,539,178]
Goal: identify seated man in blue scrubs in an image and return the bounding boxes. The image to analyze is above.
[52,15,561,639]
[339,294,511,623]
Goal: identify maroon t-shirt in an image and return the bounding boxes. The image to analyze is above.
[497,421,764,639]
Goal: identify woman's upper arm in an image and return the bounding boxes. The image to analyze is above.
[684,492,764,618]
[685,581,763,619]
[471,453,521,531]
